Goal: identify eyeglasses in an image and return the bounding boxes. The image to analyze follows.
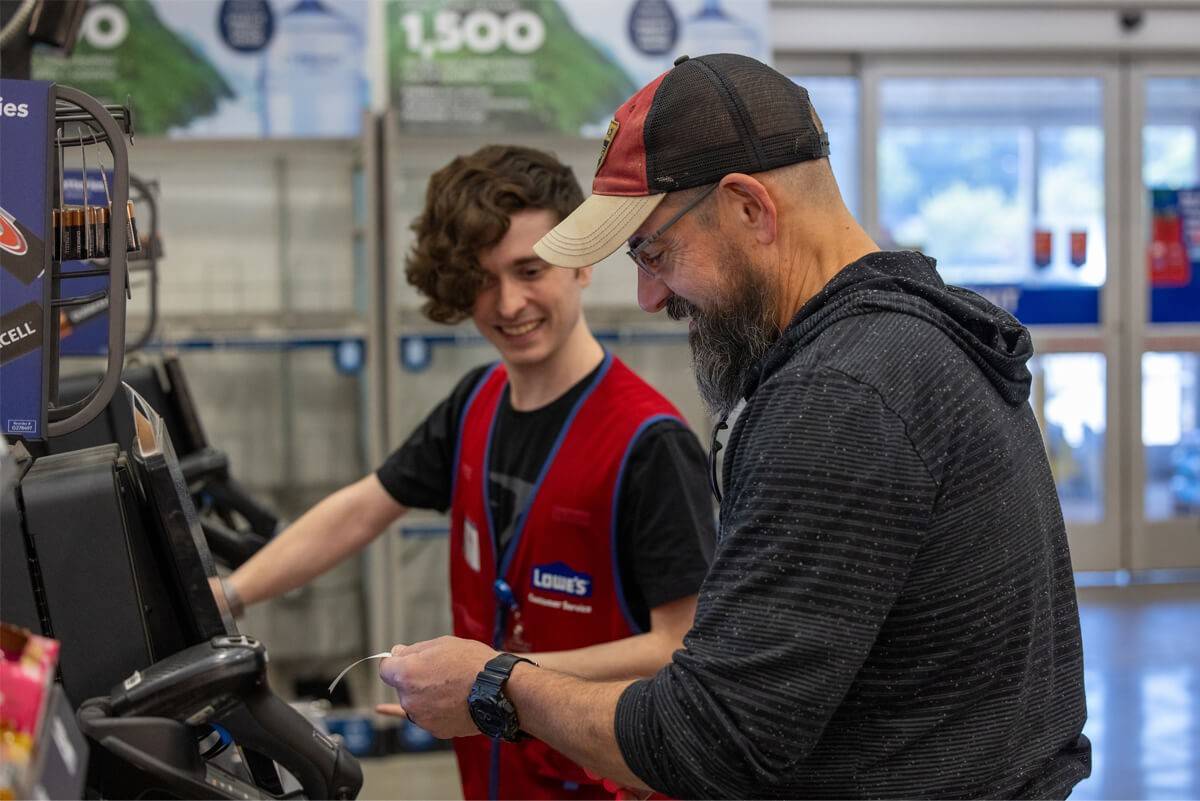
[626,182,719,280]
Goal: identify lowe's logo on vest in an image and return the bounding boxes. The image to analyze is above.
[531,562,593,598]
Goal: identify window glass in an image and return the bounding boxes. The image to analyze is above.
[879,77,1105,289]
[1033,353,1107,523]
[793,76,860,218]
[1143,353,1200,521]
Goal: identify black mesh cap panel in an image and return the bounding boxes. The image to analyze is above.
[642,53,830,193]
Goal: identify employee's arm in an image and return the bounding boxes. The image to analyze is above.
[228,474,407,608]
[526,594,696,680]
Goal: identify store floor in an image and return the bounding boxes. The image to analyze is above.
[358,583,1200,800]
[361,750,461,800]
[1071,582,1200,800]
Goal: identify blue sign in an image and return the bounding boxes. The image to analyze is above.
[965,284,1101,327]
[1,79,54,439]
[1149,188,1200,325]
[333,338,364,375]
[62,168,113,208]
[400,336,432,372]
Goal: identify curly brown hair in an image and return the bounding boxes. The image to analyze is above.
[405,145,585,324]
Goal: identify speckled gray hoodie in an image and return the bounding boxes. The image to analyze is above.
[615,250,1091,799]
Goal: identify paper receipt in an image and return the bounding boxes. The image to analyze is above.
[328,652,391,695]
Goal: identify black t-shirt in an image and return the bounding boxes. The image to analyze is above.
[376,362,715,630]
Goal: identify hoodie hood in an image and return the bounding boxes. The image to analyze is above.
[747,250,1033,406]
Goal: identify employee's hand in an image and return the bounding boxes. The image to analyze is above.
[378,636,498,739]
[374,703,407,718]
[208,575,243,619]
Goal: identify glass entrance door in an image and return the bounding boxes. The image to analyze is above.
[863,61,1121,569]
[1129,65,1200,570]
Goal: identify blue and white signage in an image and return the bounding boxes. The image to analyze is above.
[0,79,54,439]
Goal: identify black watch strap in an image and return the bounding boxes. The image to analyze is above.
[478,653,535,688]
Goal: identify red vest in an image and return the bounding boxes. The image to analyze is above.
[449,353,682,800]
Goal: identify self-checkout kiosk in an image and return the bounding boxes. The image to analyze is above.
[0,77,362,800]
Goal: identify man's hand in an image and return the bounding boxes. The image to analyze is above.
[381,638,650,792]
[378,636,498,739]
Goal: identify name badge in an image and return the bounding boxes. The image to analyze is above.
[463,519,481,573]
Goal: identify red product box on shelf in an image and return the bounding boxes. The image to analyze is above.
[1,622,60,742]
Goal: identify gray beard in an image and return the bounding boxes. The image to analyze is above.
[666,252,778,418]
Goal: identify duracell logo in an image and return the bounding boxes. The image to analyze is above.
[1,206,45,285]
[0,207,29,256]
[0,97,31,119]
[0,302,43,365]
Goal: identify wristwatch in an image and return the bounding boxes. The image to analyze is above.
[468,653,536,742]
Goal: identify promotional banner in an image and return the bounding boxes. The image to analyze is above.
[388,0,770,135]
[1149,187,1200,324]
[0,80,54,440]
[32,0,370,139]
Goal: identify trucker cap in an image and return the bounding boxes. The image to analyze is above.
[534,53,829,269]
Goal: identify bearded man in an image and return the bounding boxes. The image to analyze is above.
[378,54,1092,800]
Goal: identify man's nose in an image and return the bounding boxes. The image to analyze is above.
[637,268,672,313]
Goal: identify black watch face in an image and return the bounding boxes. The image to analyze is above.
[469,696,505,737]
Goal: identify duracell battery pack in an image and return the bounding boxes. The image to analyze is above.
[125,200,140,253]
[84,207,98,258]
[0,301,45,366]
[0,206,46,285]
[62,208,84,262]
[93,206,109,258]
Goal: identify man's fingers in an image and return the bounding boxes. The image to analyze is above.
[387,639,440,661]
[379,656,405,686]
[378,646,427,685]
[374,703,409,719]
[404,638,439,655]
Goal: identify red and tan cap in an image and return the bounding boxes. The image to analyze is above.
[534,53,830,269]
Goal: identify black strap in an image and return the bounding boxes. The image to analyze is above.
[480,653,535,687]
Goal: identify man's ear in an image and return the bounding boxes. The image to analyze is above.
[717,173,778,245]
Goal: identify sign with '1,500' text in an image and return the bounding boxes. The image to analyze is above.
[388,0,769,136]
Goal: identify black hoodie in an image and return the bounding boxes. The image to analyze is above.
[616,251,1092,799]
